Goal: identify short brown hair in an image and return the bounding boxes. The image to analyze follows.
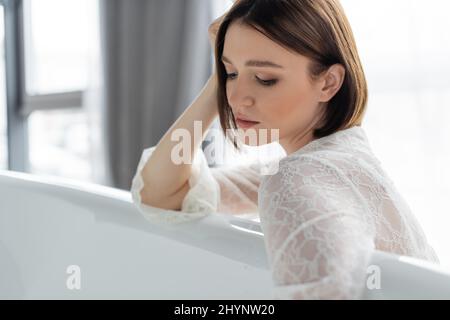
[214,0,368,150]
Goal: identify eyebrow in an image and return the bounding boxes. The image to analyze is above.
[221,55,284,69]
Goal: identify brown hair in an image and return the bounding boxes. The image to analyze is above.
[214,0,368,150]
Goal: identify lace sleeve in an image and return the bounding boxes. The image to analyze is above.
[210,155,283,217]
[259,156,376,299]
[130,146,220,225]
[210,162,261,216]
[131,144,284,223]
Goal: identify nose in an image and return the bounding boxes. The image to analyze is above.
[227,78,255,112]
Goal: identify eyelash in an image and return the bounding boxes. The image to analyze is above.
[226,73,278,87]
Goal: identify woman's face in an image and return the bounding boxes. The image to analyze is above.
[222,21,341,154]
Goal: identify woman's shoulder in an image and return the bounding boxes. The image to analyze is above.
[259,126,383,189]
[260,146,379,193]
[284,126,374,159]
[278,126,377,172]
[260,151,334,189]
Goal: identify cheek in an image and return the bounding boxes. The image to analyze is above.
[264,88,307,120]
[289,80,319,108]
[262,84,318,129]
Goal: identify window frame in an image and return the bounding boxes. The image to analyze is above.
[3,0,28,171]
[2,0,84,172]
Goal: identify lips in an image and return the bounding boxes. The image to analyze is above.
[235,118,260,129]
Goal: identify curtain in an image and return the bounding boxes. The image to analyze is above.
[86,0,213,189]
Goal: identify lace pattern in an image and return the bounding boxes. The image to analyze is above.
[130,146,220,225]
[130,126,439,298]
[258,126,439,299]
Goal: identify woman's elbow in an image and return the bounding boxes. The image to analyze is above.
[140,182,190,211]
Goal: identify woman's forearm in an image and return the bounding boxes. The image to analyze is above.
[139,72,219,210]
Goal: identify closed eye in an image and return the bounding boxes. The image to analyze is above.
[226,73,278,87]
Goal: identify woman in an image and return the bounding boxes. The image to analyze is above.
[130,0,439,299]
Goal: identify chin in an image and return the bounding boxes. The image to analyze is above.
[235,127,279,147]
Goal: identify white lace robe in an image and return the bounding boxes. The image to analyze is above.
[130,126,439,299]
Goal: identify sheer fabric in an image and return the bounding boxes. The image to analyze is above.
[130,126,439,299]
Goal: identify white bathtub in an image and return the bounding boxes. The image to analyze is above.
[1,170,450,300]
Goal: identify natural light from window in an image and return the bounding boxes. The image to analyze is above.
[25,0,98,182]
[0,6,7,170]
[23,0,95,95]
